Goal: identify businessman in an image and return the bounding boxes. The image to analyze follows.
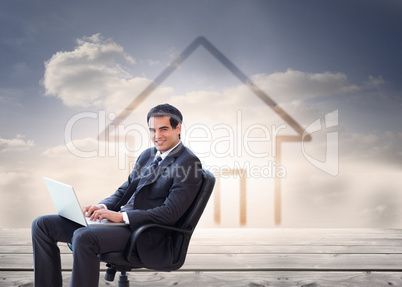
[32,104,203,287]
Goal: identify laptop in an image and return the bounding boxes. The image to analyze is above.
[43,177,128,227]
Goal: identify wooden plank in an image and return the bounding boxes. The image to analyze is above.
[187,244,402,254]
[2,227,401,237]
[4,237,402,248]
[3,244,402,255]
[3,229,402,246]
[2,253,402,271]
[176,253,402,271]
[2,271,402,287]
[3,228,402,241]
[192,228,402,237]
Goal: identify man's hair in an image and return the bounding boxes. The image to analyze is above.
[147,103,183,129]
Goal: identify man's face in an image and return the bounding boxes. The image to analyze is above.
[148,116,181,153]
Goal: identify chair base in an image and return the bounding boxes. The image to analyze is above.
[105,265,131,287]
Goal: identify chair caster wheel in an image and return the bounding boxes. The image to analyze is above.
[105,266,116,282]
[118,272,130,287]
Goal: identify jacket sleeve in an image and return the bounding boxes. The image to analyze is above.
[98,150,148,210]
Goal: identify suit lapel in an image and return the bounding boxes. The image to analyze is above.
[136,143,184,192]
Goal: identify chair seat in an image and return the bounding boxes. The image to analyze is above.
[98,252,143,270]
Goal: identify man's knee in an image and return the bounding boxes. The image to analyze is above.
[32,215,75,243]
[31,216,41,231]
[31,215,51,236]
[72,228,99,252]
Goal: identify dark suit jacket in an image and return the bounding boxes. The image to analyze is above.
[99,142,202,269]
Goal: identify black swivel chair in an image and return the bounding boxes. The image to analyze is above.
[97,169,215,287]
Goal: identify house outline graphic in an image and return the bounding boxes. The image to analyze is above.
[100,36,311,225]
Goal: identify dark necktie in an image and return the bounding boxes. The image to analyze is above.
[141,155,162,180]
[120,156,162,211]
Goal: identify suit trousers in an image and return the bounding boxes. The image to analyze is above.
[31,215,132,287]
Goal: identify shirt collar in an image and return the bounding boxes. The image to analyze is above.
[155,141,181,161]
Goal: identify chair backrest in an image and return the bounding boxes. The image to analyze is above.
[170,169,215,269]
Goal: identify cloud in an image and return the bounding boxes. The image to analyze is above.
[338,131,402,167]
[0,134,34,152]
[146,59,160,66]
[0,88,24,106]
[42,137,99,158]
[42,33,173,111]
[165,69,383,129]
[41,137,129,200]
[1,137,130,228]
[251,69,365,102]
[363,75,385,89]
[0,171,28,186]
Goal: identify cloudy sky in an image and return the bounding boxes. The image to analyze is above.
[1,0,401,228]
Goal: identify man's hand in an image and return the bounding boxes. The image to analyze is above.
[82,204,104,217]
[89,209,124,223]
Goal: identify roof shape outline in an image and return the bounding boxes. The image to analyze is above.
[100,36,312,225]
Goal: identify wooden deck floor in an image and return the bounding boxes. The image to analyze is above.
[1,228,402,286]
